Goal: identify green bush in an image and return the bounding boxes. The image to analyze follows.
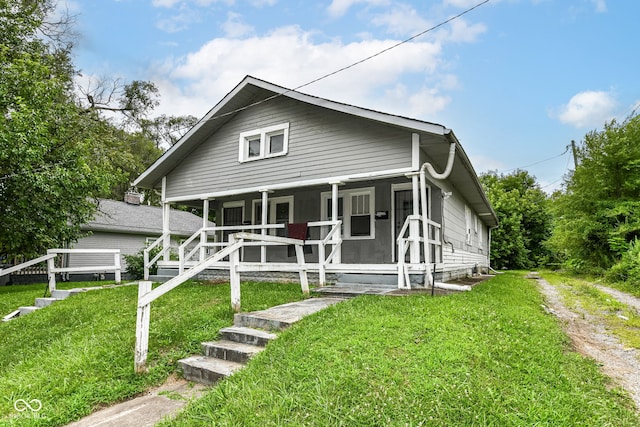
[123,246,163,279]
[606,238,640,286]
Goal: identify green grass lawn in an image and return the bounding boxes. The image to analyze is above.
[2,273,638,426]
[164,272,639,426]
[0,280,306,427]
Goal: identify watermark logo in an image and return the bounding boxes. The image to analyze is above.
[14,399,42,413]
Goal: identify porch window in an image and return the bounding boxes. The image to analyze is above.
[252,196,294,236]
[223,201,245,241]
[321,187,375,240]
[239,123,289,162]
[350,193,371,237]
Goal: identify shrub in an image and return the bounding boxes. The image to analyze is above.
[606,238,640,286]
[123,246,163,279]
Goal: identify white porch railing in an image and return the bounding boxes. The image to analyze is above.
[0,249,122,293]
[149,220,342,285]
[396,215,442,289]
[143,232,171,280]
[135,231,312,373]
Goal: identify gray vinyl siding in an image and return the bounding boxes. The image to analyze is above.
[68,232,183,272]
[165,96,412,199]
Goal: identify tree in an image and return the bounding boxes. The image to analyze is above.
[480,170,552,269]
[548,114,640,273]
[0,0,114,257]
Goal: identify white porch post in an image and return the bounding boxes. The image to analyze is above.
[229,235,241,312]
[161,177,170,261]
[410,173,421,264]
[135,280,152,373]
[331,182,342,264]
[200,199,210,261]
[260,190,269,263]
[162,202,170,261]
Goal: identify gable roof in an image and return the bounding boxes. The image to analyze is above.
[82,199,210,237]
[133,75,497,227]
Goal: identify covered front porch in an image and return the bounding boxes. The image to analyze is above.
[144,171,450,291]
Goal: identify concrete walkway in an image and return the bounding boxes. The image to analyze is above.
[65,297,344,427]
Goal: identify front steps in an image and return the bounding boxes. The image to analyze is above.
[3,283,136,322]
[2,289,79,322]
[178,298,343,386]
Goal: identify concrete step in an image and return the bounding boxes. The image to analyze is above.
[51,289,83,300]
[178,355,244,386]
[19,306,40,315]
[34,297,63,308]
[219,326,277,347]
[202,340,265,364]
[233,298,344,331]
[2,309,21,322]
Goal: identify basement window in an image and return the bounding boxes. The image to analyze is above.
[239,123,289,162]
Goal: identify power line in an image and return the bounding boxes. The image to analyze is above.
[166,0,492,133]
[498,145,570,174]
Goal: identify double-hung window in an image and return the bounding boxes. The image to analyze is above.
[321,187,375,239]
[239,123,289,162]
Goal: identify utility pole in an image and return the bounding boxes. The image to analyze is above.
[570,140,579,169]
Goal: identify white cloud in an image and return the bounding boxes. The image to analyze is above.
[151,26,447,119]
[327,0,389,18]
[591,0,607,13]
[435,18,486,43]
[555,90,618,128]
[152,0,232,7]
[222,12,254,38]
[156,8,201,33]
[370,4,430,36]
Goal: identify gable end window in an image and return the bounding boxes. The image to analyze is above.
[239,123,289,162]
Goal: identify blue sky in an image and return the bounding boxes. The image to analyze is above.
[66,0,639,192]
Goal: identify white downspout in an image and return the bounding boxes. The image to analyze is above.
[419,135,458,288]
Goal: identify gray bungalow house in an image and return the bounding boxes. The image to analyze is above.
[133,76,497,289]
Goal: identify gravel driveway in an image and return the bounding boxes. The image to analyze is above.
[532,274,640,411]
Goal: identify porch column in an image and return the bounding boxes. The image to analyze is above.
[161,176,170,261]
[200,199,210,261]
[260,190,269,263]
[410,173,421,264]
[331,182,342,264]
[162,202,171,261]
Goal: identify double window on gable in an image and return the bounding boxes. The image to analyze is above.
[239,123,289,162]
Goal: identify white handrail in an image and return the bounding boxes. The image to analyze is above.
[3,250,123,292]
[144,232,170,280]
[135,230,313,373]
[0,254,56,277]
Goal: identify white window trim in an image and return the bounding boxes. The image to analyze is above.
[238,122,289,163]
[251,195,294,232]
[321,187,375,240]
[465,205,472,245]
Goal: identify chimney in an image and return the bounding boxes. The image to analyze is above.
[124,191,142,205]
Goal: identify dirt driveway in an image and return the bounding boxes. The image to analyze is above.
[533,273,640,410]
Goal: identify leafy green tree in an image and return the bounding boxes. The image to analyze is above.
[481,170,552,269]
[0,0,115,257]
[548,114,640,273]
